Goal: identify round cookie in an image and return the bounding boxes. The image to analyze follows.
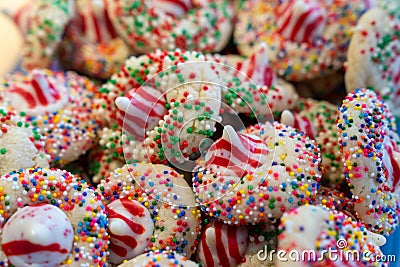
[0,108,49,174]
[345,3,400,119]
[118,250,198,267]
[0,167,109,266]
[58,0,130,79]
[0,69,101,166]
[338,88,400,235]
[196,219,248,267]
[95,49,223,171]
[234,0,372,81]
[96,163,202,260]
[18,0,74,69]
[277,205,387,267]
[59,23,130,80]
[105,0,233,53]
[193,122,322,225]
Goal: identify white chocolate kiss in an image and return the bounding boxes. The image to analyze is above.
[1,204,74,267]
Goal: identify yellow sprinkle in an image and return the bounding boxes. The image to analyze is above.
[289,172,294,176]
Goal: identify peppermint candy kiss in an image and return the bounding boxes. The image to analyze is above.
[115,86,167,141]
[205,125,268,177]
[107,198,154,264]
[197,220,248,267]
[153,0,193,17]
[1,204,74,267]
[276,0,327,43]
[382,139,400,192]
[231,42,274,87]
[281,109,316,139]
[76,0,118,43]
[5,69,68,115]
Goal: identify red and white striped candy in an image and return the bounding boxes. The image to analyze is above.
[75,0,118,43]
[153,0,193,17]
[115,86,167,141]
[10,0,35,37]
[197,220,248,267]
[205,125,268,177]
[1,204,74,267]
[232,43,274,87]
[276,0,327,43]
[383,139,400,192]
[281,110,316,139]
[106,198,154,265]
[6,70,68,115]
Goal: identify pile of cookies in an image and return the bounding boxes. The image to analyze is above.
[0,0,399,266]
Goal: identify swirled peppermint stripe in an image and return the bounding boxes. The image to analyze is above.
[115,86,167,141]
[276,0,326,43]
[205,125,268,177]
